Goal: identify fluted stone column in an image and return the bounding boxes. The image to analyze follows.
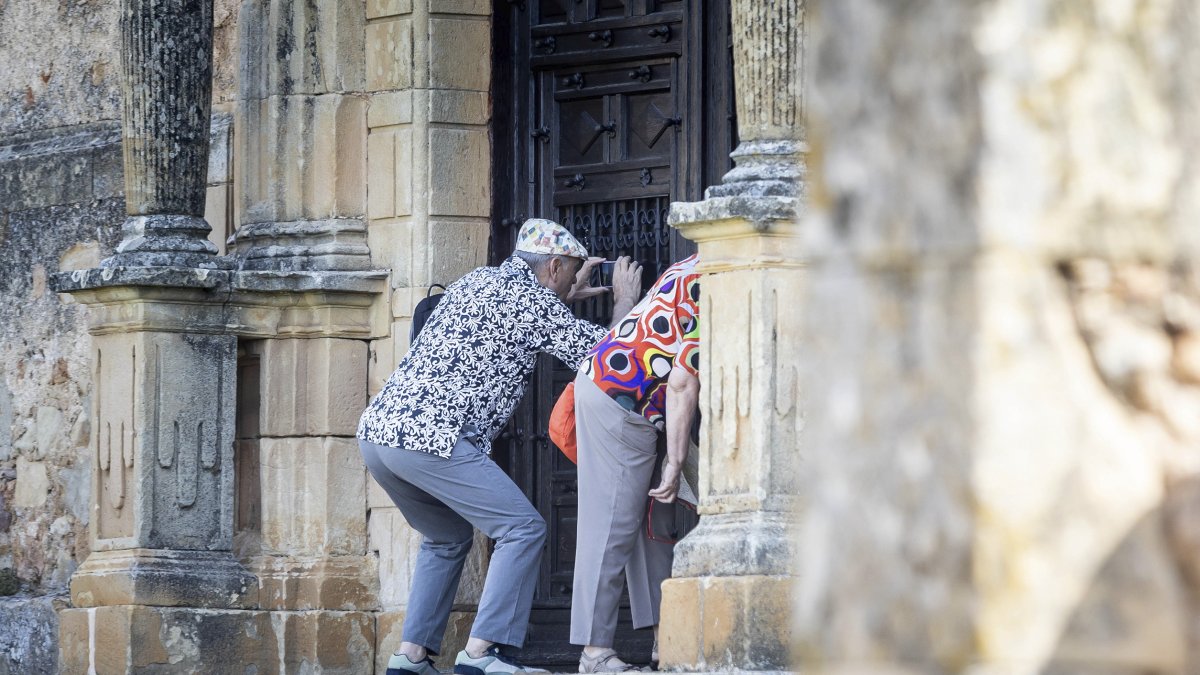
[659,0,805,670]
[104,0,227,269]
[231,0,371,271]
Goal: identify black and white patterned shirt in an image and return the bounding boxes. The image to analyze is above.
[357,256,608,458]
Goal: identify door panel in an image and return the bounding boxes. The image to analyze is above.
[491,0,733,665]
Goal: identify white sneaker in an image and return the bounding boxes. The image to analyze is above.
[453,646,547,675]
[388,653,440,675]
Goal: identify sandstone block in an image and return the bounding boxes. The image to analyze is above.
[13,456,49,508]
[367,0,413,20]
[368,472,393,509]
[369,330,401,396]
[658,575,793,672]
[369,90,414,129]
[375,609,406,670]
[431,0,490,16]
[427,18,490,91]
[34,405,63,460]
[85,323,238,551]
[367,128,414,221]
[428,220,491,281]
[58,606,375,675]
[368,19,414,91]
[368,219,417,286]
[240,0,366,97]
[368,506,490,610]
[391,287,418,320]
[428,129,490,216]
[259,338,368,437]
[658,577,701,667]
[253,554,380,611]
[1173,331,1200,384]
[259,437,368,556]
[238,94,367,226]
[207,112,232,184]
[204,183,229,255]
[312,95,368,219]
[429,90,489,125]
[368,132,397,221]
[369,506,424,608]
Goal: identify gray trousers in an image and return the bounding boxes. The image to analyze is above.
[570,373,676,647]
[360,429,547,652]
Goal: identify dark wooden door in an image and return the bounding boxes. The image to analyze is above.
[490,0,734,665]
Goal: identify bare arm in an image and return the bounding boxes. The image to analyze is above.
[648,365,700,503]
[609,256,642,328]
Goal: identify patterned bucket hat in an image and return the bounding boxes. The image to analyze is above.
[514,218,589,259]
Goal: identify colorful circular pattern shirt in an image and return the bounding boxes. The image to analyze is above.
[581,255,701,428]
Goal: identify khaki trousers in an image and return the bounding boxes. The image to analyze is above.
[570,373,675,647]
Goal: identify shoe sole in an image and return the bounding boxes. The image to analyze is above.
[454,665,487,675]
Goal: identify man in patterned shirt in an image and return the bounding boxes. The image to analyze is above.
[570,254,701,672]
[357,219,642,675]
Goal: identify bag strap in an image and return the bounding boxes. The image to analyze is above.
[427,283,446,298]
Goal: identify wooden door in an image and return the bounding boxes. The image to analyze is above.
[490,0,734,665]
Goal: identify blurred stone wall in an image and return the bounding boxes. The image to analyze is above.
[796,0,1200,672]
[0,3,238,672]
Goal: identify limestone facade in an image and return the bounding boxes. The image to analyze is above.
[4,0,1198,673]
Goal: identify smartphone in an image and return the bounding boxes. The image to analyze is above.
[591,260,617,288]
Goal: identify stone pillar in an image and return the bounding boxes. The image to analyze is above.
[660,0,804,671]
[244,338,379,613]
[231,0,371,271]
[56,275,253,610]
[105,0,226,269]
[362,3,493,670]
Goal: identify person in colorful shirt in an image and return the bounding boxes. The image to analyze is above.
[357,219,642,675]
[570,254,701,672]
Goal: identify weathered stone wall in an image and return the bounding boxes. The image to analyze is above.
[0,2,240,671]
[797,0,1200,672]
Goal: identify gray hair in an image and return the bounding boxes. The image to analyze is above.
[514,250,570,275]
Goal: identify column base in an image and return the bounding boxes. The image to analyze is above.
[251,555,380,611]
[673,510,795,578]
[102,215,230,269]
[232,219,372,271]
[658,575,795,672]
[59,606,375,675]
[69,549,257,609]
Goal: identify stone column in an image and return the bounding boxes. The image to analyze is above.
[231,0,371,271]
[49,0,262,669]
[104,0,226,269]
[659,0,804,671]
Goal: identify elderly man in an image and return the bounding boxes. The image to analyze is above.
[570,254,701,672]
[357,219,641,675]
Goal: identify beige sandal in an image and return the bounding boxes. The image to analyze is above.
[578,650,640,673]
